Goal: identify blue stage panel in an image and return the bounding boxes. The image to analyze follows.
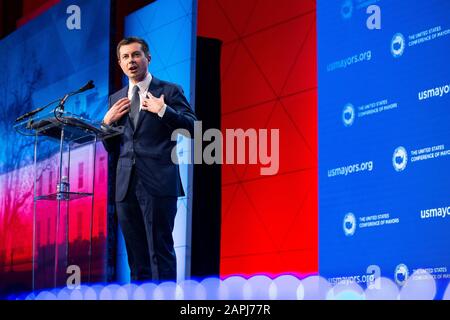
[318,0,450,298]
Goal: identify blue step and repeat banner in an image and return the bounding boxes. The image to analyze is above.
[318,0,450,296]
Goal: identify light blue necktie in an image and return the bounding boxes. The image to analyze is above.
[130,85,140,128]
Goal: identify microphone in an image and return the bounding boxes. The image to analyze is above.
[15,105,47,122]
[75,80,95,94]
[56,80,95,111]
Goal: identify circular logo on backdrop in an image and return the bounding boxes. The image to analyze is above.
[341,0,353,19]
[342,103,355,127]
[394,263,409,286]
[343,212,356,236]
[391,33,406,58]
[392,146,408,172]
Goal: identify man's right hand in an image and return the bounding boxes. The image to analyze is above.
[103,97,130,125]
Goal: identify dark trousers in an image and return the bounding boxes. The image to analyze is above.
[116,169,177,282]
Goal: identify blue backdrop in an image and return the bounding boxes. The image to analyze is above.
[318,0,450,297]
[0,0,110,173]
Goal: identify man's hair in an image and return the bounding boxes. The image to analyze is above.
[117,37,151,60]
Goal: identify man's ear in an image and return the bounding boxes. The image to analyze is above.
[147,54,151,62]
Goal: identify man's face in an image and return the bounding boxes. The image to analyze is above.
[118,42,150,83]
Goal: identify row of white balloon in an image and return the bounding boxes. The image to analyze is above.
[18,270,449,300]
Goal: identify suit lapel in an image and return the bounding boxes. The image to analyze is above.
[116,86,131,127]
[148,76,162,95]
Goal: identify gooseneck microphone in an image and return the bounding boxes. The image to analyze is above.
[56,80,96,111]
[76,80,95,94]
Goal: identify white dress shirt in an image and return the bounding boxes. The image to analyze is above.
[128,72,166,118]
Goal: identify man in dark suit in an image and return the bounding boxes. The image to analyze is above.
[102,37,196,282]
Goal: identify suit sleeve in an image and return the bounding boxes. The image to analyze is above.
[159,85,197,136]
[101,95,121,154]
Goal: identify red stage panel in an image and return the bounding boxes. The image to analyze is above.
[221,42,277,113]
[222,100,277,182]
[243,0,316,36]
[242,13,315,96]
[198,0,318,278]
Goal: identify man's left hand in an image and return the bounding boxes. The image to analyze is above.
[142,92,165,114]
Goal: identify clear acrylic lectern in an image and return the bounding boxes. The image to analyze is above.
[14,107,121,291]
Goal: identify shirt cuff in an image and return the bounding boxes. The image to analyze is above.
[158,104,167,118]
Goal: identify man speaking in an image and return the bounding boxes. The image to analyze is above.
[102,37,196,282]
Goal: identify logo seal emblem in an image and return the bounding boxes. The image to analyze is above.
[342,103,355,127]
[341,0,353,19]
[395,263,409,286]
[391,33,406,58]
[343,212,356,236]
[393,146,408,172]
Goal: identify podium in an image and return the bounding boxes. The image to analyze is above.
[14,107,121,291]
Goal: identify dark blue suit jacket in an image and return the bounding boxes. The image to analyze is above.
[103,77,197,201]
